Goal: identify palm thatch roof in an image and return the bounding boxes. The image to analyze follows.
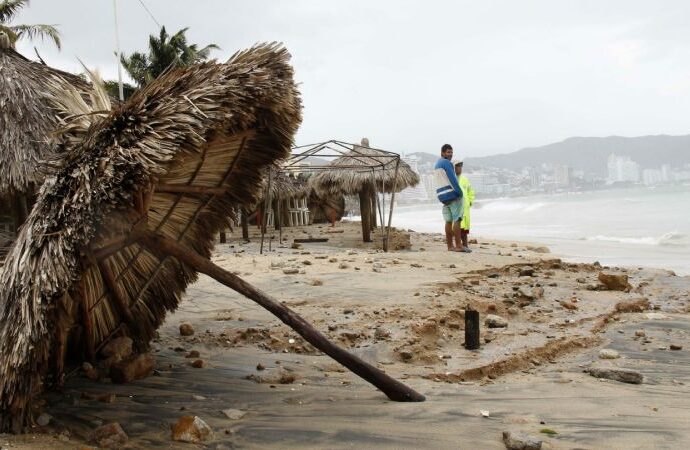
[0,33,90,194]
[261,171,310,202]
[308,141,419,197]
[0,43,301,432]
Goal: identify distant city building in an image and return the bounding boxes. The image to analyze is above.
[554,165,571,187]
[397,155,429,203]
[607,153,640,183]
[642,169,663,186]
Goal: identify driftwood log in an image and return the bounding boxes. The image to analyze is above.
[140,231,425,402]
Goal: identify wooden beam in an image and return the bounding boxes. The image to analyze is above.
[73,282,95,362]
[88,250,139,342]
[139,231,425,403]
[155,184,226,195]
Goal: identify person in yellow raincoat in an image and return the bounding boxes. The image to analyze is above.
[454,162,475,252]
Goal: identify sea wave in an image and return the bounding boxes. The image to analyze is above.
[479,201,549,213]
[585,232,688,247]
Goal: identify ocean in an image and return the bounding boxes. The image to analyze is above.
[389,185,690,275]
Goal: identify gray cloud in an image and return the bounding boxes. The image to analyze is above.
[13,0,690,156]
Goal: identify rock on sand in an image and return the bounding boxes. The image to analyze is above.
[485,314,508,328]
[586,366,643,384]
[502,431,542,450]
[171,415,213,443]
[598,272,631,291]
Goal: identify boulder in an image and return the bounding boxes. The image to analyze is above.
[92,422,128,448]
[598,349,620,359]
[101,336,133,361]
[586,366,643,384]
[110,354,155,384]
[485,314,508,328]
[615,297,650,313]
[179,323,195,336]
[171,416,213,443]
[598,272,631,291]
[502,431,542,450]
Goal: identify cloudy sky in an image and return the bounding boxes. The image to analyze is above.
[13,0,690,157]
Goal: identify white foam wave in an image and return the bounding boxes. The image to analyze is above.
[585,232,688,247]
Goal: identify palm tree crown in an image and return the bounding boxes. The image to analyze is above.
[0,0,61,49]
[121,26,219,87]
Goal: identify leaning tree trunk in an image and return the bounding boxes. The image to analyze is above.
[358,185,372,242]
[140,231,425,403]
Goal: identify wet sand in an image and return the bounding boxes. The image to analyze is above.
[3,222,689,449]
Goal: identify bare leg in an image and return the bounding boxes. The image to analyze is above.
[446,222,461,251]
[452,221,463,250]
[461,230,468,247]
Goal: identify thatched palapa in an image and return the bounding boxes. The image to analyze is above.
[0,43,302,431]
[308,141,420,198]
[0,32,90,231]
[0,43,423,433]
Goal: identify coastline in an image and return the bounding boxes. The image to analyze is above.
[3,222,689,449]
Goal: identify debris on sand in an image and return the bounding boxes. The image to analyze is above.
[93,422,128,448]
[180,323,195,336]
[171,415,213,443]
[502,430,542,450]
[110,354,155,384]
[586,366,643,384]
[485,314,508,328]
[598,272,632,291]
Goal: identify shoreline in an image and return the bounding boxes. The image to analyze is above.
[3,221,689,448]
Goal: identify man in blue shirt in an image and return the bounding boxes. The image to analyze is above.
[433,144,464,251]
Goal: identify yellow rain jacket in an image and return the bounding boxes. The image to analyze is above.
[458,175,474,230]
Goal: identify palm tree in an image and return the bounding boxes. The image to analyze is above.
[121,26,219,87]
[0,0,60,49]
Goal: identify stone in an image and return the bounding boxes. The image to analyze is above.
[256,363,266,371]
[82,362,100,380]
[36,413,51,426]
[171,415,213,443]
[110,354,155,384]
[587,367,643,384]
[374,328,391,340]
[191,359,206,368]
[338,263,349,269]
[519,267,534,277]
[98,393,117,404]
[635,329,646,337]
[485,314,508,328]
[615,298,650,313]
[599,349,620,359]
[92,422,128,448]
[502,431,542,450]
[670,344,683,351]
[101,336,133,361]
[532,246,550,254]
[598,272,631,291]
[532,287,544,299]
[560,301,578,311]
[180,323,195,336]
[221,408,246,420]
[309,279,324,286]
[644,312,668,320]
[282,268,299,275]
[186,350,201,359]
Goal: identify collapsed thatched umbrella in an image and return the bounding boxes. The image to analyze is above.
[309,139,420,242]
[0,32,90,231]
[0,43,422,433]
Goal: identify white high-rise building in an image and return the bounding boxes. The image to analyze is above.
[642,169,663,186]
[607,153,640,183]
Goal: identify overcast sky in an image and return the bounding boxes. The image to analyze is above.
[13,0,690,157]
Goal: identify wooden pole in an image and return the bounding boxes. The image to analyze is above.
[241,209,250,242]
[464,310,480,350]
[139,231,425,403]
[358,186,372,243]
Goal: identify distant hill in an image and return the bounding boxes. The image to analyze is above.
[463,135,690,175]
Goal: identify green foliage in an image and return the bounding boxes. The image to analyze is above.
[120,26,219,87]
[103,80,136,101]
[0,0,61,49]
[539,428,558,436]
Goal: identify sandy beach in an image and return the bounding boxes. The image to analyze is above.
[2,221,689,449]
